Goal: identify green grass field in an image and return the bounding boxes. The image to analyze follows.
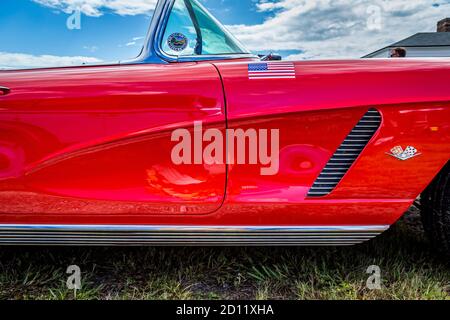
[0,206,449,300]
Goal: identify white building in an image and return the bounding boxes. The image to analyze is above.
[364,18,450,58]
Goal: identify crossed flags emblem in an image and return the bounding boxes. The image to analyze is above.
[387,146,421,161]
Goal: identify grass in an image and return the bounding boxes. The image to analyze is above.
[0,206,448,300]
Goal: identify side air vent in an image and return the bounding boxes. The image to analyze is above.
[307,108,382,197]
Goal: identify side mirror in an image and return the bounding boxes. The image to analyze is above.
[259,53,282,61]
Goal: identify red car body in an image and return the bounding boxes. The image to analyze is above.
[0,0,449,245]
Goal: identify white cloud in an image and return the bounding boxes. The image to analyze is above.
[0,52,102,69]
[227,0,450,59]
[122,36,145,47]
[32,0,158,17]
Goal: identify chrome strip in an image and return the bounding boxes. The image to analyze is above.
[0,225,389,246]
[0,224,389,231]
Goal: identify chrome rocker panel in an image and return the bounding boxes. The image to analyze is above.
[0,225,389,246]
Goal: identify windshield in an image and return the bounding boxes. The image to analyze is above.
[161,0,249,56]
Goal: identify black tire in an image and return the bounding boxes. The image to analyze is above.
[420,162,450,255]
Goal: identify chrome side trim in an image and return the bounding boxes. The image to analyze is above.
[0,225,389,246]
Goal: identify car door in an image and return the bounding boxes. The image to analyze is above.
[0,62,227,221]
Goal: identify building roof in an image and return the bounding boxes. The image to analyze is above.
[391,32,450,47]
[364,32,450,58]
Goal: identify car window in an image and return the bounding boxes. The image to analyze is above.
[161,0,199,56]
[190,0,248,55]
[161,0,249,57]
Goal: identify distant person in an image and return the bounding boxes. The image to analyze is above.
[390,47,407,58]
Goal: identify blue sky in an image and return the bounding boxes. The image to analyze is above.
[0,0,282,67]
[0,0,154,63]
[0,0,449,68]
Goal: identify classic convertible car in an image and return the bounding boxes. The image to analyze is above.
[0,0,449,251]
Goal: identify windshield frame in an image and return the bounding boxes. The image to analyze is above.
[136,0,257,63]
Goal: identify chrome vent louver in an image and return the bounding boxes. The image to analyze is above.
[307,109,382,197]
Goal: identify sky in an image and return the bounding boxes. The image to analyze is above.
[0,0,449,69]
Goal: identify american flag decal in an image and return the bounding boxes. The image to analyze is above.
[248,62,296,79]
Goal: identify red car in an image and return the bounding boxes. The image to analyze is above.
[0,0,449,251]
